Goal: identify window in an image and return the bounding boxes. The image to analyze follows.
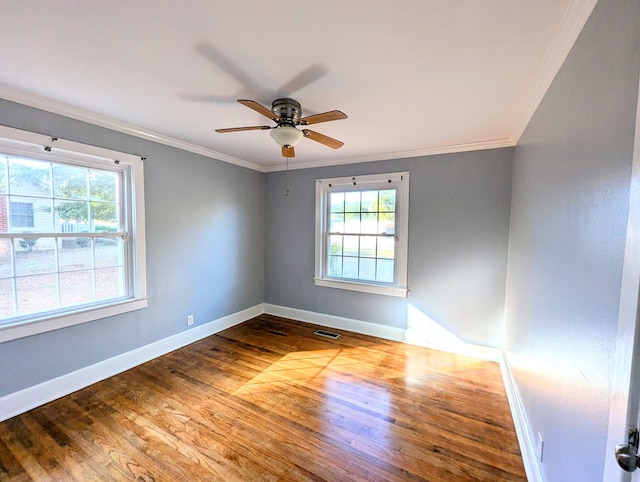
[0,126,147,342]
[9,201,34,228]
[315,171,409,297]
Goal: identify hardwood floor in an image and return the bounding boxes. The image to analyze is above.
[0,314,526,481]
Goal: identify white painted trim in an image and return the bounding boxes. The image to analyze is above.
[0,86,515,174]
[3,298,532,482]
[0,299,149,344]
[2,300,535,482]
[0,84,514,173]
[0,303,263,422]
[0,85,515,174]
[265,303,405,343]
[264,138,515,172]
[263,303,500,362]
[500,353,544,482]
[314,278,408,297]
[0,84,265,173]
[131,149,148,301]
[511,0,597,143]
[314,171,410,296]
[0,125,142,164]
[0,126,149,342]
[602,63,640,482]
[0,1,597,175]
[263,304,541,477]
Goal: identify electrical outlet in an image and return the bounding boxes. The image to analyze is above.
[187,314,194,326]
[537,432,544,463]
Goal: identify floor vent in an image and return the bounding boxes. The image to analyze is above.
[314,330,340,340]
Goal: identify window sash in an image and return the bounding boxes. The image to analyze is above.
[323,188,399,284]
[0,125,147,342]
[0,233,131,324]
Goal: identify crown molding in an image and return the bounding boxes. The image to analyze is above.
[511,0,597,143]
[263,138,515,172]
[0,1,596,174]
[0,84,266,173]
[0,84,514,174]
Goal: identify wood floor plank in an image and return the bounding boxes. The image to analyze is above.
[235,377,522,481]
[0,314,526,481]
[0,424,50,482]
[0,435,28,480]
[133,360,403,481]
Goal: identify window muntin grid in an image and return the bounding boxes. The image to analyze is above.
[0,153,128,323]
[326,189,398,284]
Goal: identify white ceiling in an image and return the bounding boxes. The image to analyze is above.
[0,1,595,172]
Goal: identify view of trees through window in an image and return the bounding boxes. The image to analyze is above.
[0,154,126,320]
[327,189,397,283]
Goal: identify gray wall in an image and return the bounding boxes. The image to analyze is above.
[5,4,638,480]
[265,148,513,348]
[0,99,265,397]
[504,0,640,481]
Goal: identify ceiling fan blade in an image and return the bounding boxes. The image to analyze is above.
[195,43,264,95]
[299,110,347,126]
[302,129,344,149]
[215,126,272,133]
[238,99,280,122]
[275,64,328,97]
[282,146,295,158]
[180,93,237,103]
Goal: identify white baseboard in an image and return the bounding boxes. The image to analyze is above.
[264,303,406,342]
[1,300,535,482]
[263,303,501,362]
[0,303,263,422]
[500,352,544,482]
[265,303,538,479]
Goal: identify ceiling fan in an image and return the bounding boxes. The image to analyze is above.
[215,98,347,158]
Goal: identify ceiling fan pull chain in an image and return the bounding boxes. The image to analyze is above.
[285,156,291,197]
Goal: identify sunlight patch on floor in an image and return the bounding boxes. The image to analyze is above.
[231,340,491,398]
[233,346,407,395]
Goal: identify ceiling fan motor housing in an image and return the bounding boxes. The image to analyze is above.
[272,98,302,126]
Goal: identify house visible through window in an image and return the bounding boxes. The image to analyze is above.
[315,171,409,297]
[0,126,147,342]
[9,201,34,228]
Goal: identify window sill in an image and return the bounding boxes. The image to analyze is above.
[314,278,408,298]
[0,298,149,343]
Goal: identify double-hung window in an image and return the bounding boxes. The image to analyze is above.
[315,171,409,297]
[9,201,34,228]
[0,126,147,342]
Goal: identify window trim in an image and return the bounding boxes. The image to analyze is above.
[0,125,147,343]
[314,171,410,298]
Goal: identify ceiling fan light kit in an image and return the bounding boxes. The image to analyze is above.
[216,98,347,158]
[270,126,303,147]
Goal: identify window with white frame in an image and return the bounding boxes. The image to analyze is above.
[315,171,409,297]
[9,201,34,228]
[0,126,147,342]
